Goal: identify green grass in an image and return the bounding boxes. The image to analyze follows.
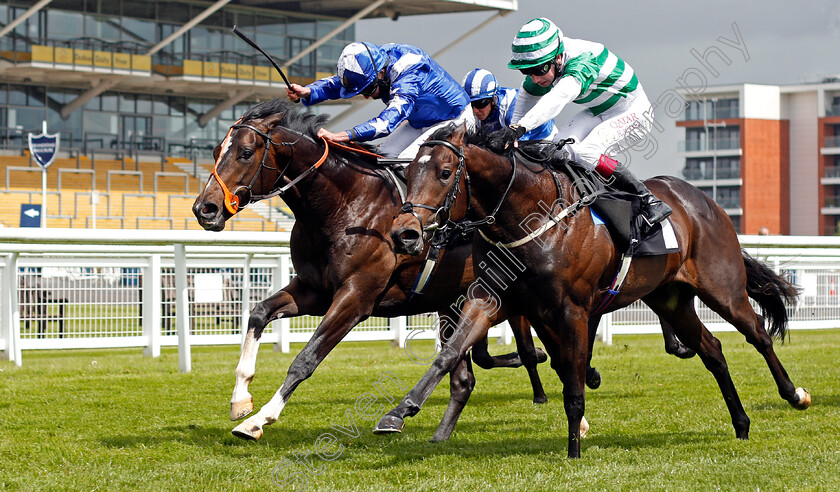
[1,330,839,491]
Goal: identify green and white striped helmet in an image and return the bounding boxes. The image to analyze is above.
[508,18,563,70]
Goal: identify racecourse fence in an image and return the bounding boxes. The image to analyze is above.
[2,229,840,371]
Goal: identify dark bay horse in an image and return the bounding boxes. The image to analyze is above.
[378,124,810,458]
[191,99,548,442]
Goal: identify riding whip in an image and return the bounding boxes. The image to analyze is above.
[232,25,299,103]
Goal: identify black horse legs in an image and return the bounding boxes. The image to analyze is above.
[374,300,496,436]
[645,288,751,439]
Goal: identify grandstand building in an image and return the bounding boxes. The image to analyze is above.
[0,0,516,230]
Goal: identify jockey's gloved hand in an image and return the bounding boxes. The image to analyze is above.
[487,124,526,154]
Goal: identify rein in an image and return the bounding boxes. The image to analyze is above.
[211,123,382,215]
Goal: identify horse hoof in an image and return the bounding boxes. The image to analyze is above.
[230,397,254,421]
[535,348,548,363]
[674,346,696,359]
[429,432,450,443]
[232,421,263,441]
[580,416,590,439]
[373,415,405,435]
[586,367,602,389]
[792,387,812,410]
[533,395,548,404]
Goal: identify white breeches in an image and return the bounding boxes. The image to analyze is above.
[557,88,653,171]
[378,106,476,159]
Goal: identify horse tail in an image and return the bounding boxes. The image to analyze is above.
[742,250,800,339]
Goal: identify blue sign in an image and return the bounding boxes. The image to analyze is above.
[28,122,60,169]
[20,204,41,227]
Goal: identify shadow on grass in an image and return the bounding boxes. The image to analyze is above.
[357,428,730,467]
[100,423,343,450]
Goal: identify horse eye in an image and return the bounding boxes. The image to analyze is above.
[240,149,253,160]
[440,169,452,180]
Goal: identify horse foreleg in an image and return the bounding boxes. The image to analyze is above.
[542,309,589,459]
[374,300,493,437]
[429,355,475,442]
[232,284,372,441]
[231,279,316,421]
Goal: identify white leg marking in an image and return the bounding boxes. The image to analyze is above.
[232,335,260,403]
[580,416,590,439]
[245,384,287,429]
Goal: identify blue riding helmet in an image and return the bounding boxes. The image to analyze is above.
[461,68,498,102]
[337,42,388,98]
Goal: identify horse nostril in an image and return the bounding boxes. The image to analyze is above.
[200,202,218,219]
[399,228,420,242]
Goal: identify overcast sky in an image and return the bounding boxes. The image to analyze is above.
[344,0,840,178]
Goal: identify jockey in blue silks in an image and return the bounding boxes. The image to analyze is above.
[287,42,473,158]
[462,68,557,142]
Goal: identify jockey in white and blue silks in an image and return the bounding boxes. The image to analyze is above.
[462,68,557,141]
[286,42,473,159]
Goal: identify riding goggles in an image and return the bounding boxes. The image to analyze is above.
[519,61,553,77]
[360,80,379,97]
[470,98,493,109]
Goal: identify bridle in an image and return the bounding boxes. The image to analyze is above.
[399,138,517,239]
[211,123,329,214]
[398,139,470,235]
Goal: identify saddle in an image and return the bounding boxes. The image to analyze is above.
[515,142,678,257]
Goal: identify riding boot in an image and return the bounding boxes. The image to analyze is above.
[610,164,672,226]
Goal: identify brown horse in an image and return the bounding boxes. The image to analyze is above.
[191,99,548,443]
[376,124,810,458]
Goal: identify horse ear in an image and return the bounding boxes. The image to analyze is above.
[451,122,467,146]
[258,112,286,132]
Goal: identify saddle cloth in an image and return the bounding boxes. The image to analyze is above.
[589,190,680,257]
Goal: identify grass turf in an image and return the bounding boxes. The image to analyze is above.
[1,329,839,491]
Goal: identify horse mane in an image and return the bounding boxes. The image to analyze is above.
[428,123,566,167]
[239,98,379,155]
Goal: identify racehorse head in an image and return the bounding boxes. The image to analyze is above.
[192,99,329,231]
[391,123,474,255]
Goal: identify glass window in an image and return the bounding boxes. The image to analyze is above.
[136,95,152,114]
[25,86,46,107]
[46,10,84,42]
[83,110,118,135]
[716,157,740,179]
[8,85,27,106]
[168,97,185,117]
[121,17,155,45]
[287,20,315,38]
[86,14,121,41]
[717,186,741,209]
[257,31,285,59]
[119,94,135,113]
[153,96,168,115]
[101,93,118,112]
[48,87,76,105]
[9,107,47,131]
[83,96,100,111]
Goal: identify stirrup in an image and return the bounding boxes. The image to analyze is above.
[642,201,672,227]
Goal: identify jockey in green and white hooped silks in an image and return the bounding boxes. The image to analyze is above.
[507,17,671,226]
